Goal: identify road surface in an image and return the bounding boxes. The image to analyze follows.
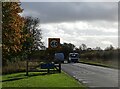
[61,63,118,88]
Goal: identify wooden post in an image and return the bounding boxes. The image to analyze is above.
[59,62,61,73]
[48,68,50,74]
[26,58,28,76]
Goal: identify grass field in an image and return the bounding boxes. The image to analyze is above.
[79,59,118,69]
[2,72,85,88]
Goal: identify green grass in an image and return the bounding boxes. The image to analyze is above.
[79,59,118,69]
[2,72,85,88]
[0,75,2,88]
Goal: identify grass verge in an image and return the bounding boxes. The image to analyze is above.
[2,72,85,88]
[79,59,118,69]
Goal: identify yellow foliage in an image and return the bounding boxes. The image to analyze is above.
[2,2,25,60]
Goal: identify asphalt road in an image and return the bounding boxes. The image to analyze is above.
[61,63,118,87]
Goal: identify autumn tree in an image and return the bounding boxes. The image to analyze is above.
[79,44,87,51]
[105,45,114,51]
[2,2,24,65]
[22,16,44,58]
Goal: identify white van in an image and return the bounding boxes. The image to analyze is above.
[68,53,79,63]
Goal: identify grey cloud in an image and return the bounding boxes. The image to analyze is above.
[72,29,117,36]
[58,27,117,36]
[21,2,117,23]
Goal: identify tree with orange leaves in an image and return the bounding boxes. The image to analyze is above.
[2,2,24,65]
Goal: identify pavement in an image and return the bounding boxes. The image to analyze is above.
[61,63,118,88]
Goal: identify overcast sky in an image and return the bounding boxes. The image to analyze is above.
[21,2,118,49]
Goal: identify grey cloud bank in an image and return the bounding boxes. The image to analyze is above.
[20,0,119,2]
[21,2,118,23]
